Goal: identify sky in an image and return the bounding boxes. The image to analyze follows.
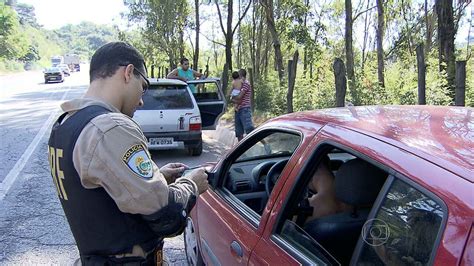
[18,0,473,48]
[18,0,128,29]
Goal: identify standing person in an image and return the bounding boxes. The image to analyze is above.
[231,68,254,141]
[47,42,208,265]
[167,57,202,93]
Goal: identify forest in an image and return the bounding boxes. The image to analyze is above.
[2,0,473,114]
[122,0,473,113]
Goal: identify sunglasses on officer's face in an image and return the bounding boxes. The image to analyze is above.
[119,64,150,95]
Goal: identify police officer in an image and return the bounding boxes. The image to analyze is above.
[47,42,209,265]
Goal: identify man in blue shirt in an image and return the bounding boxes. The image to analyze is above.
[167,58,203,93]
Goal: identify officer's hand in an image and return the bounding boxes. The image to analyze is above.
[188,168,209,194]
[161,163,188,183]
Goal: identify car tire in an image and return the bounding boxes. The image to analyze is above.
[44,80,48,84]
[184,218,204,266]
[189,141,203,156]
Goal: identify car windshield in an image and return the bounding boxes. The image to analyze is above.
[46,67,61,72]
[140,85,193,110]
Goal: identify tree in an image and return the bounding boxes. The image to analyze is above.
[214,0,251,93]
[376,0,385,87]
[345,0,357,104]
[261,0,284,86]
[435,0,456,103]
[193,0,200,71]
[125,0,189,70]
[0,2,29,60]
[13,3,40,28]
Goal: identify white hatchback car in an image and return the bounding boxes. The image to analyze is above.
[133,78,226,156]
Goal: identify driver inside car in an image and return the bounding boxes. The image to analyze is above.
[304,156,352,223]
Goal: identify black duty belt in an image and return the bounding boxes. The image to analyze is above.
[81,243,164,266]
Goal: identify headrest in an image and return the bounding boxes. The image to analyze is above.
[335,159,387,206]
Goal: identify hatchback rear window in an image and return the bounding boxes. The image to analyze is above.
[140,85,194,110]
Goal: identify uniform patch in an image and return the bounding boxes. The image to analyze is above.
[122,144,153,179]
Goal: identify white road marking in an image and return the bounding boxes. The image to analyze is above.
[0,87,71,201]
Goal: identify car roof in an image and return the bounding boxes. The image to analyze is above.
[147,78,220,86]
[270,105,473,181]
[148,78,187,86]
[187,78,221,84]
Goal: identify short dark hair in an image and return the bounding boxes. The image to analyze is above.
[238,68,246,78]
[89,42,145,83]
[180,58,189,65]
[232,71,240,79]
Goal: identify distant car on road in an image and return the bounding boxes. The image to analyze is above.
[43,67,64,83]
[57,64,71,76]
[133,78,225,156]
[184,105,473,265]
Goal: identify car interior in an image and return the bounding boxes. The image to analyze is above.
[221,136,390,265]
[223,132,301,215]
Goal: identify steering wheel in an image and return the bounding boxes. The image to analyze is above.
[265,159,289,197]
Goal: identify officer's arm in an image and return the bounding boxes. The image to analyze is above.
[141,180,198,237]
[74,115,198,217]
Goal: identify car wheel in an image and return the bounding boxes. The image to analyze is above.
[189,141,203,156]
[44,79,48,84]
[184,218,204,266]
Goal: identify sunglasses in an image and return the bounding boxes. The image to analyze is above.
[119,64,150,94]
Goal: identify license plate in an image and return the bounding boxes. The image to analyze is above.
[51,77,57,80]
[148,137,173,146]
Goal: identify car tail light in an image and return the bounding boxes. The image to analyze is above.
[189,116,201,131]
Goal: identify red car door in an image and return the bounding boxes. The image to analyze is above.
[195,189,263,265]
[193,128,313,265]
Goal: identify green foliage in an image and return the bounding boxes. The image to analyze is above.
[55,22,118,59]
[14,3,40,28]
[425,55,451,105]
[0,2,29,60]
[125,0,189,69]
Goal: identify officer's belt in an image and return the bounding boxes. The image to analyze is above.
[82,242,164,266]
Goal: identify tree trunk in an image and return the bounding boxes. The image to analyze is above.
[424,0,435,56]
[455,60,466,106]
[436,0,456,103]
[416,44,426,105]
[345,0,357,104]
[361,0,371,71]
[249,67,255,112]
[226,0,233,71]
[256,11,264,80]
[334,58,347,107]
[287,50,299,113]
[261,0,284,86]
[376,0,385,88]
[221,63,229,96]
[193,0,200,71]
[303,0,309,76]
[237,0,242,68]
[179,30,184,61]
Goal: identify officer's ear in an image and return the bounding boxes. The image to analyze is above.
[123,64,134,84]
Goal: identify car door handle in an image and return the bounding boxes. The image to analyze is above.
[230,240,243,258]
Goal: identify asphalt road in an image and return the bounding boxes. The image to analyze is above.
[0,66,230,264]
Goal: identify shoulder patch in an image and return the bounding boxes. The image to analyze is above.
[122,144,153,179]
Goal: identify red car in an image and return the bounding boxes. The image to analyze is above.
[184,106,473,265]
